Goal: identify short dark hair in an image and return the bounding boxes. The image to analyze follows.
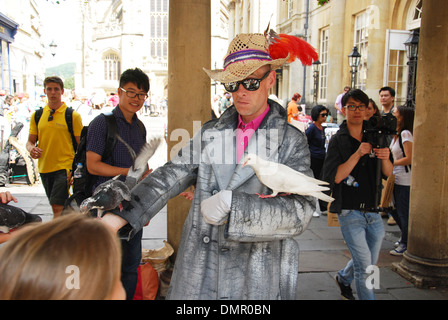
[119,68,150,93]
[341,89,369,108]
[44,76,64,90]
[379,86,395,97]
[311,105,328,121]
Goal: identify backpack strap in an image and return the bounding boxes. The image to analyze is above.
[102,112,118,161]
[398,133,411,173]
[34,108,44,140]
[65,107,78,152]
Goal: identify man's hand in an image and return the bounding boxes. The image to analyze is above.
[357,142,372,157]
[201,190,232,225]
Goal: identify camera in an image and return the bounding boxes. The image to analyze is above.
[363,113,397,148]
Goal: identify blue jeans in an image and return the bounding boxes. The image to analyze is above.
[337,210,385,300]
[121,229,143,300]
[390,184,410,246]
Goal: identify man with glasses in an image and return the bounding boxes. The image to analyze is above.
[27,76,83,218]
[101,32,318,299]
[321,89,393,300]
[86,68,149,300]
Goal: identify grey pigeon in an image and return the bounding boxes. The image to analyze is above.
[0,203,42,233]
[241,153,335,203]
[80,136,163,217]
[80,176,131,218]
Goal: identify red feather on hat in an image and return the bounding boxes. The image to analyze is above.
[268,32,318,66]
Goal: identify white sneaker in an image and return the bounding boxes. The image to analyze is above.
[390,243,407,256]
[313,211,320,217]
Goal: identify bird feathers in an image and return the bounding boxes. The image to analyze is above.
[0,203,42,233]
[267,30,318,65]
[79,135,163,216]
[242,153,334,203]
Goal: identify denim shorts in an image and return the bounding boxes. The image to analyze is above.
[40,169,69,206]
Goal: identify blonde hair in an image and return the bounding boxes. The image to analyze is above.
[0,214,122,300]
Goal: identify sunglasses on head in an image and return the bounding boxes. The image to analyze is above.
[48,108,56,121]
[223,71,271,93]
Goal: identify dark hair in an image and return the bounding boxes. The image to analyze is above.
[44,76,64,90]
[395,105,414,135]
[341,89,369,108]
[368,98,381,117]
[119,68,150,93]
[379,86,395,97]
[311,105,328,121]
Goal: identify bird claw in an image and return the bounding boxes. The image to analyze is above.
[256,193,274,198]
[256,192,290,198]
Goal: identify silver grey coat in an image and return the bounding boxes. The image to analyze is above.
[114,100,315,300]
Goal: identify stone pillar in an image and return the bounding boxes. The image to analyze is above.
[167,0,211,260]
[393,0,448,288]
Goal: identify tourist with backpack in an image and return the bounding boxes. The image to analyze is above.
[26,76,83,219]
[85,68,149,300]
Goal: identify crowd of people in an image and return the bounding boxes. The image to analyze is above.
[0,88,167,147]
[0,30,415,301]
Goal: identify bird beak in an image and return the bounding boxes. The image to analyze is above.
[242,158,248,167]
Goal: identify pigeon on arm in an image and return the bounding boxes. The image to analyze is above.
[80,136,163,217]
[241,153,334,203]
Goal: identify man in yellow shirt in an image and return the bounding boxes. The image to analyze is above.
[26,77,83,218]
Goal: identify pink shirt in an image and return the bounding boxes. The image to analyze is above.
[236,106,270,163]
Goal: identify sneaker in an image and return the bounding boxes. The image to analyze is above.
[390,243,407,256]
[394,237,402,248]
[313,211,320,217]
[334,275,355,300]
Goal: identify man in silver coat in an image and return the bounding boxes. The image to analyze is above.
[102,33,317,299]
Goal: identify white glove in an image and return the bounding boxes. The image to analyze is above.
[201,190,232,225]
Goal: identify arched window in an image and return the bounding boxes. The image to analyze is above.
[103,53,121,81]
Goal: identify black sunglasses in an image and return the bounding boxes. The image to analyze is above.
[223,71,271,93]
[48,108,56,121]
[320,113,328,117]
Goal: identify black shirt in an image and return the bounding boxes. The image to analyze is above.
[321,121,383,213]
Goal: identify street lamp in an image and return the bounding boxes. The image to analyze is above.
[404,30,419,108]
[312,60,321,104]
[348,46,361,89]
[49,40,57,57]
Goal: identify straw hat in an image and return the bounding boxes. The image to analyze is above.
[203,33,289,83]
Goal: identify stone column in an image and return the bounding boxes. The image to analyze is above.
[393,0,448,288]
[167,0,211,260]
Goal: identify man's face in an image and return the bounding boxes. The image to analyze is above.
[379,90,394,108]
[44,82,64,105]
[231,66,275,123]
[344,97,366,126]
[118,82,147,115]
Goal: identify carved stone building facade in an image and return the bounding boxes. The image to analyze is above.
[278,0,422,114]
[226,0,423,116]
